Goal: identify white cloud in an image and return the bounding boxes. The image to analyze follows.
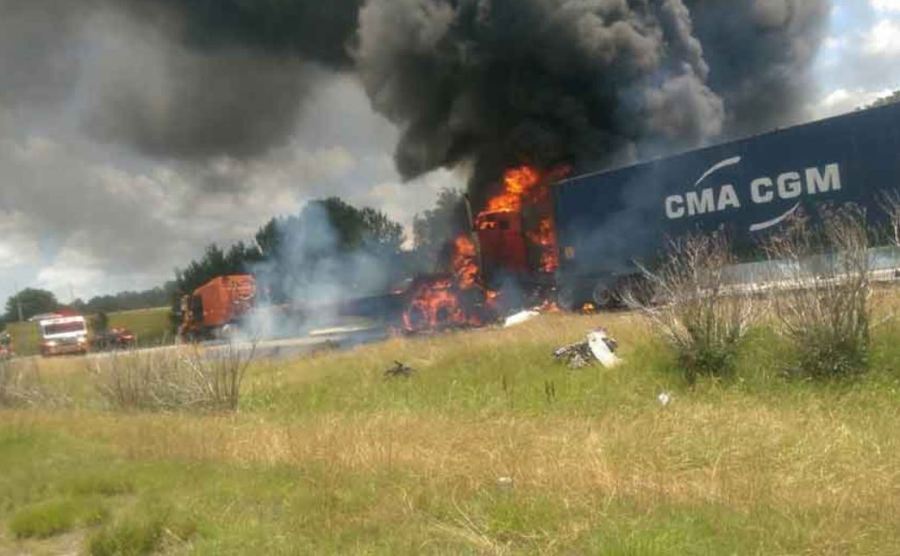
[35,247,106,302]
[0,212,41,270]
[813,87,893,119]
[872,0,900,14]
[864,19,900,55]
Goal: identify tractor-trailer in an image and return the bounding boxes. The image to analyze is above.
[550,101,900,305]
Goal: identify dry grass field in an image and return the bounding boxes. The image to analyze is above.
[1,293,899,554]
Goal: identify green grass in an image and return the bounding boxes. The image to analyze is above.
[1,304,900,553]
[4,321,41,358]
[9,499,79,539]
[107,307,173,347]
[88,505,195,556]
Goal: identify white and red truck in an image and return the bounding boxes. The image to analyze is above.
[38,315,89,357]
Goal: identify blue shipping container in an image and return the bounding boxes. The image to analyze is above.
[554,102,900,287]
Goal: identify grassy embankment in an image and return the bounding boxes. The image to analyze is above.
[1,294,900,554]
[4,307,172,357]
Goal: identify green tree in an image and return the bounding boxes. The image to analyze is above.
[175,243,261,299]
[176,197,408,303]
[256,198,408,301]
[4,288,59,322]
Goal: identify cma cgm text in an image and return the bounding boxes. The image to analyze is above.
[665,163,842,220]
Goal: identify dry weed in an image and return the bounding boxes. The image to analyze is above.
[91,343,254,412]
[0,358,58,408]
[625,232,757,381]
[765,206,872,378]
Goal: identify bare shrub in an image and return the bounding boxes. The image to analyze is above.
[879,189,900,247]
[765,206,871,378]
[0,358,54,408]
[92,343,255,412]
[625,232,757,382]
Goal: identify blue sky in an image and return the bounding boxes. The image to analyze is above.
[811,1,900,115]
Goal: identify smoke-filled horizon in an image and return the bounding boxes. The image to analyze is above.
[4,0,870,304]
[5,0,830,194]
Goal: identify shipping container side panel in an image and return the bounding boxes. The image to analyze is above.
[554,103,900,280]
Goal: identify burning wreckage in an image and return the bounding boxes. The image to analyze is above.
[155,0,864,339]
[402,100,900,335]
[176,164,567,339]
[401,165,569,334]
[179,102,900,340]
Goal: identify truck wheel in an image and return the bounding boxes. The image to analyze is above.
[557,285,590,312]
[592,281,617,308]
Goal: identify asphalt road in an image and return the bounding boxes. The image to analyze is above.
[17,324,392,364]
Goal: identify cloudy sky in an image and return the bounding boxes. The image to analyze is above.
[1,0,899,306]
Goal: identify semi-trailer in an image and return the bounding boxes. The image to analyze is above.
[475,102,900,306]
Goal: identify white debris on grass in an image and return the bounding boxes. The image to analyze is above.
[587,328,622,368]
[554,327,622,369]
[658,392,672,406]
[503,310,541,328]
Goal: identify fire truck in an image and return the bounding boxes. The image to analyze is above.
[38,315,89,357]
[178,275,257,340]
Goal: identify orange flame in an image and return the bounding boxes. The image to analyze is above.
[453,235,479,289]
[403,234,495,333]
[526,217,559,273]
[403,278,467,331]
[402,163,568,333]
[486,165,543,213]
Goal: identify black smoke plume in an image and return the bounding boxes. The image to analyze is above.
[148,0,363,67]
[355,0,830,200]
[1,0,830,181]
[685,0,831,136]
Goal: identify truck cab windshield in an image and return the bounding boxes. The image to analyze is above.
[42,322,86,336]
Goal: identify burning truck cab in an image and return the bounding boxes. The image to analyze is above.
[475,207,557,288]
[471,166,563,302]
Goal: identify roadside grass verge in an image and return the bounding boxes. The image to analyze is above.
[1,299,900,553]
[2,410,899,554]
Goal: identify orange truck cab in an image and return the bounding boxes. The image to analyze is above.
[180,275,256,340]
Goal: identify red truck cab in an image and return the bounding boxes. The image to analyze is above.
[474,180,559,289]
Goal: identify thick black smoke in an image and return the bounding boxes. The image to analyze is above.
[153,0,363,67]
[87,0,364,160]
[355,0,830,197]
[0,1,85,109]
[357,0,724,192]
[686,0,831,136]
[1,0,830,178]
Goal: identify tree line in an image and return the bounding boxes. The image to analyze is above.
[174,192,466,305]
[1,190,466,329]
